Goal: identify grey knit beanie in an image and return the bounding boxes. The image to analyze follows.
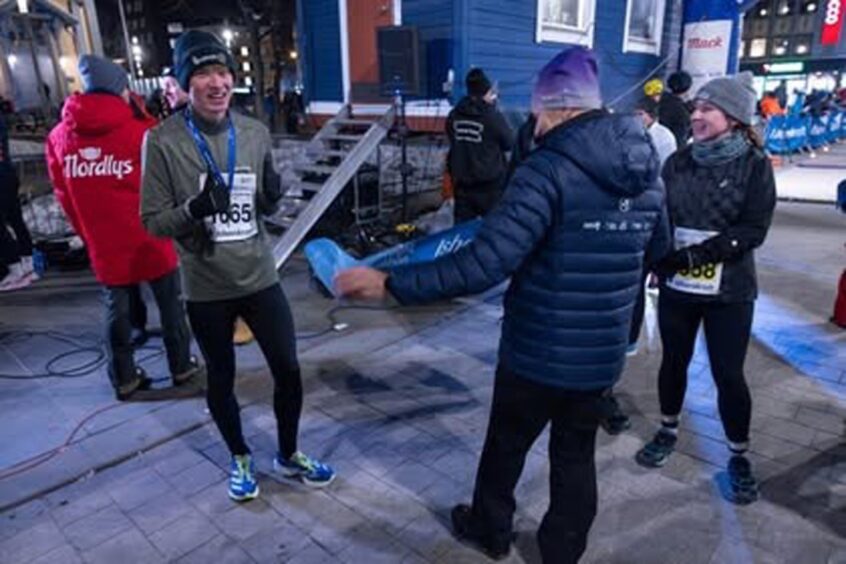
[695,71,756,126]
[78,55,128,96]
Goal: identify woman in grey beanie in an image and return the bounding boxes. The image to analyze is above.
[635,71,777,506]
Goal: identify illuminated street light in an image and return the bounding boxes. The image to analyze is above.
[289,50,298,60]
[222,28,234,47]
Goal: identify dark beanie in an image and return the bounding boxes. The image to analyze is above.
[466,68,492,98]
[78,55,128,96]
[635,96,658,117]
[667,71,692,95]
[172,30,237,91]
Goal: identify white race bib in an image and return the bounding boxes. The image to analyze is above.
[666,227,724,296]
[200,173,259,243]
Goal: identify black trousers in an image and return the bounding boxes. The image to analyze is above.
[470,367,605,564]
[186,284,302,458]
[657,295,754,444]
[103,269,192,388]
[129,285,147,331]
[454,180,503,224]
[0,173,32,265]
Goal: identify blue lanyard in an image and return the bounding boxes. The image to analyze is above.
[183,110,236,192]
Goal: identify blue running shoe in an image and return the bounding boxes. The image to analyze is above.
[273,451,335,488]
[229,454,259,501]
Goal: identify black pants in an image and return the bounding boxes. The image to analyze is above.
[104,269,192,388]
[470,367,605,564]
[0,173,32,265]
[454,180,503,224]
[657,295,754,444]
[129,285,147,331]
[186,284,302,458]
[628,273,649,346]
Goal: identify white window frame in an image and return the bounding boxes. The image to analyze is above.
[622,0,666,55]
[535,0,596,47]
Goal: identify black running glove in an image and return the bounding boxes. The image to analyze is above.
[187,171,230,219]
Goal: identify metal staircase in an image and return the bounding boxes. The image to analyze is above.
[270,104,395,269]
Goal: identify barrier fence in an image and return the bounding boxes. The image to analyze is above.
[764,110,846,155]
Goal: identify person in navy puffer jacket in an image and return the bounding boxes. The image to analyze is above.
[336,47,671,564]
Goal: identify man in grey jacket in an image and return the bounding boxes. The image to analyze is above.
[141,30,334,502]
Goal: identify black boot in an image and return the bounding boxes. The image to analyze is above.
[451,504,510,560]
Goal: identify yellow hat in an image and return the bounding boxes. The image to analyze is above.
[644,78,664,97]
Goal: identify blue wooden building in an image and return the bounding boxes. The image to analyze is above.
[296,0,684,128]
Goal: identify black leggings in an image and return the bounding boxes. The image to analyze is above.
[187,284,302,457]
[0,174,32,266]
[657,295,754,444]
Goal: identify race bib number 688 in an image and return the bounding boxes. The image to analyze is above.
[666,227,724,296]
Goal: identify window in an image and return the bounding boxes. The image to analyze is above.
[777,0,791,15]
[536,0,596,46]
[750,37,768,57]
[803,1,817,12]
[793,34,812,54]
[623,0,666,54]
[772,37,790,55]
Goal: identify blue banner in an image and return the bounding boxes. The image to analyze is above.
[304,220,483,297]
[808,115,829,148]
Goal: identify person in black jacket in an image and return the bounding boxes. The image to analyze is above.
[636,72,776,506]
[658,70,693,148]
[0,113,35,292]
[336,47,670,564]
[446,68,514,223]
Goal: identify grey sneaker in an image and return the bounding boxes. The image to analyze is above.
[173,356,203,386]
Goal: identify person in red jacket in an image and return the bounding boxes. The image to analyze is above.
[46,55,201,400]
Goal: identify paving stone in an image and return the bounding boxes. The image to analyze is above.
[176,534,255,564]
[211,498,285,542]
[0,498,51,542]
[795,406,845,434]
[81,528,165,564]
[164,458,227,497]
[239,519,312,562]
[336,524,410,564]
[0,517,65,563]
[108,467,172,512]
[287,540,342,564]
[127,492,197,535]
[62,504,134,551]
[49,488,112,528]
[147,511,219,560]
[28,544,84,564]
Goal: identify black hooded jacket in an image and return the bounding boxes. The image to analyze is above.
[446,96,514,186]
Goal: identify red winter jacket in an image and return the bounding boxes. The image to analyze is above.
[46,93,178,286]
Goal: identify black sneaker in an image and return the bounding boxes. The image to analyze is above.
[173,356,203,386]
[600,396,631,435]
[725,455,759,505]
[115,368,153,401]
[636,429,677,468]
[451,504,510,560]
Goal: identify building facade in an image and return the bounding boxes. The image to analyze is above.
[740,0,846,98]
[297,0,684,129]
[0,0,103,115]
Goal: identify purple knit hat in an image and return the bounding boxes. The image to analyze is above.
[531,47,602,113]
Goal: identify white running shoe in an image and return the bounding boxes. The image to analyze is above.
[19,256,39,281]
[0,264,32,292]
